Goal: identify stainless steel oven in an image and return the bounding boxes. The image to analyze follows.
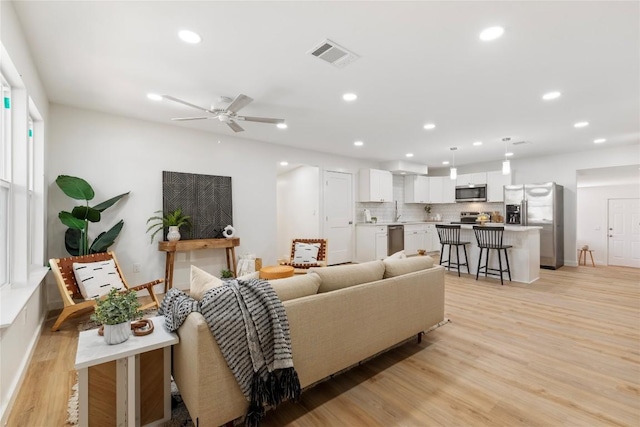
[455,184,487,202]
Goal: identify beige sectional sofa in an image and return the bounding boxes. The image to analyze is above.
[172,256,445,426]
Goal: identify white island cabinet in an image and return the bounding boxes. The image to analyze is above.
[445,224,541,284]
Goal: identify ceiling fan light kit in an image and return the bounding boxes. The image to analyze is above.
[162,93,285,133]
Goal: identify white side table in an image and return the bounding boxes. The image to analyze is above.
[75,315,178,426]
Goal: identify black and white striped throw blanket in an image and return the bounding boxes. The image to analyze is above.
[160,278,301,426]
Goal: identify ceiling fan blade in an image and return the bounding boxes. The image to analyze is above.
[171,116,215,121]
[236,116,285,124]
[162,95,215,113]
[227,120,244,132]
[226,94,253,113]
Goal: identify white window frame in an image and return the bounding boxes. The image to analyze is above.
[0,74,12,287]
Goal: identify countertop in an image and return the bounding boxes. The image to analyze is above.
[356,221,541,231]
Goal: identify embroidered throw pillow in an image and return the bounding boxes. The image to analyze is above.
[292,242,321,265]
[73,259,126,300]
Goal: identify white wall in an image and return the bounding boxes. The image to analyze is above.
[47,104,377,305]
[276,166,320,260]
[577,184,639,265]
[0,1,49,423]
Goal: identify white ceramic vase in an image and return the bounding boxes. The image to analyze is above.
[103,320,131,345]
[167,226,181,241]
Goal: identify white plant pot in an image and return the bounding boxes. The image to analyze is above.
[167,226,181,241]
[103,320,131,345]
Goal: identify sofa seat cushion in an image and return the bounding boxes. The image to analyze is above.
[311,260,385,293]
[269,273,321,301]
[383,256,435,278]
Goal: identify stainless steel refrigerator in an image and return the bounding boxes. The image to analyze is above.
[504,182,564,269]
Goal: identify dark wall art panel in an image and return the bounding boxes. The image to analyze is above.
[162,171,233,239]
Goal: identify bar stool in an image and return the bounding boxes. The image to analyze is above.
[435,224,470,277]
[473,226,512,285]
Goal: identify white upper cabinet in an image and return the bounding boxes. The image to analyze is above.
[456,172,487,187]
[427,176,456,203]
[404,175,429,203]
[358,169,393,202]
[487,170,513,202]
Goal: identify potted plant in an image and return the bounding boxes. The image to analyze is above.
[55,175,129,256]
[424,204,432,220]
[146,209,193,243]
[91,288,142,345]
[220,269,234,279]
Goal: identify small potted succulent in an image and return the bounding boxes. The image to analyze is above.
[220,269,234,279]
[91,288,142,345]
[146,208,192,242]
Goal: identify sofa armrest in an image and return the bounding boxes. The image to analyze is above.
[173,312,248,426]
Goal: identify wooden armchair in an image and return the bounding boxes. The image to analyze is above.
[283,238,328,274]
[49,251,162,332]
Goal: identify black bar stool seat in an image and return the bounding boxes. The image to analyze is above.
[473,226,512,285]
[436,224,470,277]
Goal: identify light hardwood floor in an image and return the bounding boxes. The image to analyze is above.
[6,264,640,426]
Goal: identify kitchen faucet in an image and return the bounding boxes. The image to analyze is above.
[394,201,401,222]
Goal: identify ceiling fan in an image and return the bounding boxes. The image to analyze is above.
[161,94,285,133]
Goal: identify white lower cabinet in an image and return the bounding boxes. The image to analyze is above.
[356,225,388,262]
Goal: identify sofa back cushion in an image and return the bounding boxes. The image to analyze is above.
[311,260,385,293]
[383,256,435,278]
[269,273,321,301]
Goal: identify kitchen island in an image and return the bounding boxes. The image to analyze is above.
[447,224,541,284]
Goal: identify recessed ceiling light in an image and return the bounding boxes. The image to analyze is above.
[277,123,288,129]
[442,161,450,165]
[147,93,162,101]
[400,172,406,175]
[279,161,289,166]
[505,152,514,157]
[178,30,202,44]
[423,123,436,130]
[473,141,483,146]
[542,91,561,100]
[406,153,414,158]
[594,138,606,144]
[574,121,589,128]
[354,141,364,146]
[479,26,504,41]
[343,93,357,101]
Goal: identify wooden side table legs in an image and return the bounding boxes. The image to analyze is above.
[164,251,176,294]
[578,249,596,267]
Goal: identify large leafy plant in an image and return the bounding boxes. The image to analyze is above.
[55,175,129,256]
[146,208,192,243]
[91,288,142,325]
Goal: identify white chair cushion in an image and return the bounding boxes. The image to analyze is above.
[292,242,321,265]
[73,259,126,300]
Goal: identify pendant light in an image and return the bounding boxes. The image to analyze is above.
[449,147,458,180]
[502,137,511,175]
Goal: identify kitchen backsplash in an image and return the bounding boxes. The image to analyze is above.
[356,175,504,223]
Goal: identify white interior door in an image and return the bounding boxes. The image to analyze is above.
[608,198,640,268]
[323,170,353,265]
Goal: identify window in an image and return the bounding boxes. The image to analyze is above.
[28,116,35,265]
[0,74,11,286]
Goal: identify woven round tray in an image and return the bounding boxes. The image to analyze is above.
[98,319,154,337]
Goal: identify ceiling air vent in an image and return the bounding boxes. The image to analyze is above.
[307,39,360,69]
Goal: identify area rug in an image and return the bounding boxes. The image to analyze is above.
[69,311,195,426]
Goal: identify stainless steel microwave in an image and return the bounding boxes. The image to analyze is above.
[455,184,487,202]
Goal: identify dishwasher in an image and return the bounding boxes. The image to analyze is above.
[387,224,404,255]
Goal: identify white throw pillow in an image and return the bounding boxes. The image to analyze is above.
[73,259,126,300]
[190,265,223,300]
[292,242,321,265]
[385,250,407,260]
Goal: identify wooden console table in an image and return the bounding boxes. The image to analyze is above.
[158,238,240,292]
